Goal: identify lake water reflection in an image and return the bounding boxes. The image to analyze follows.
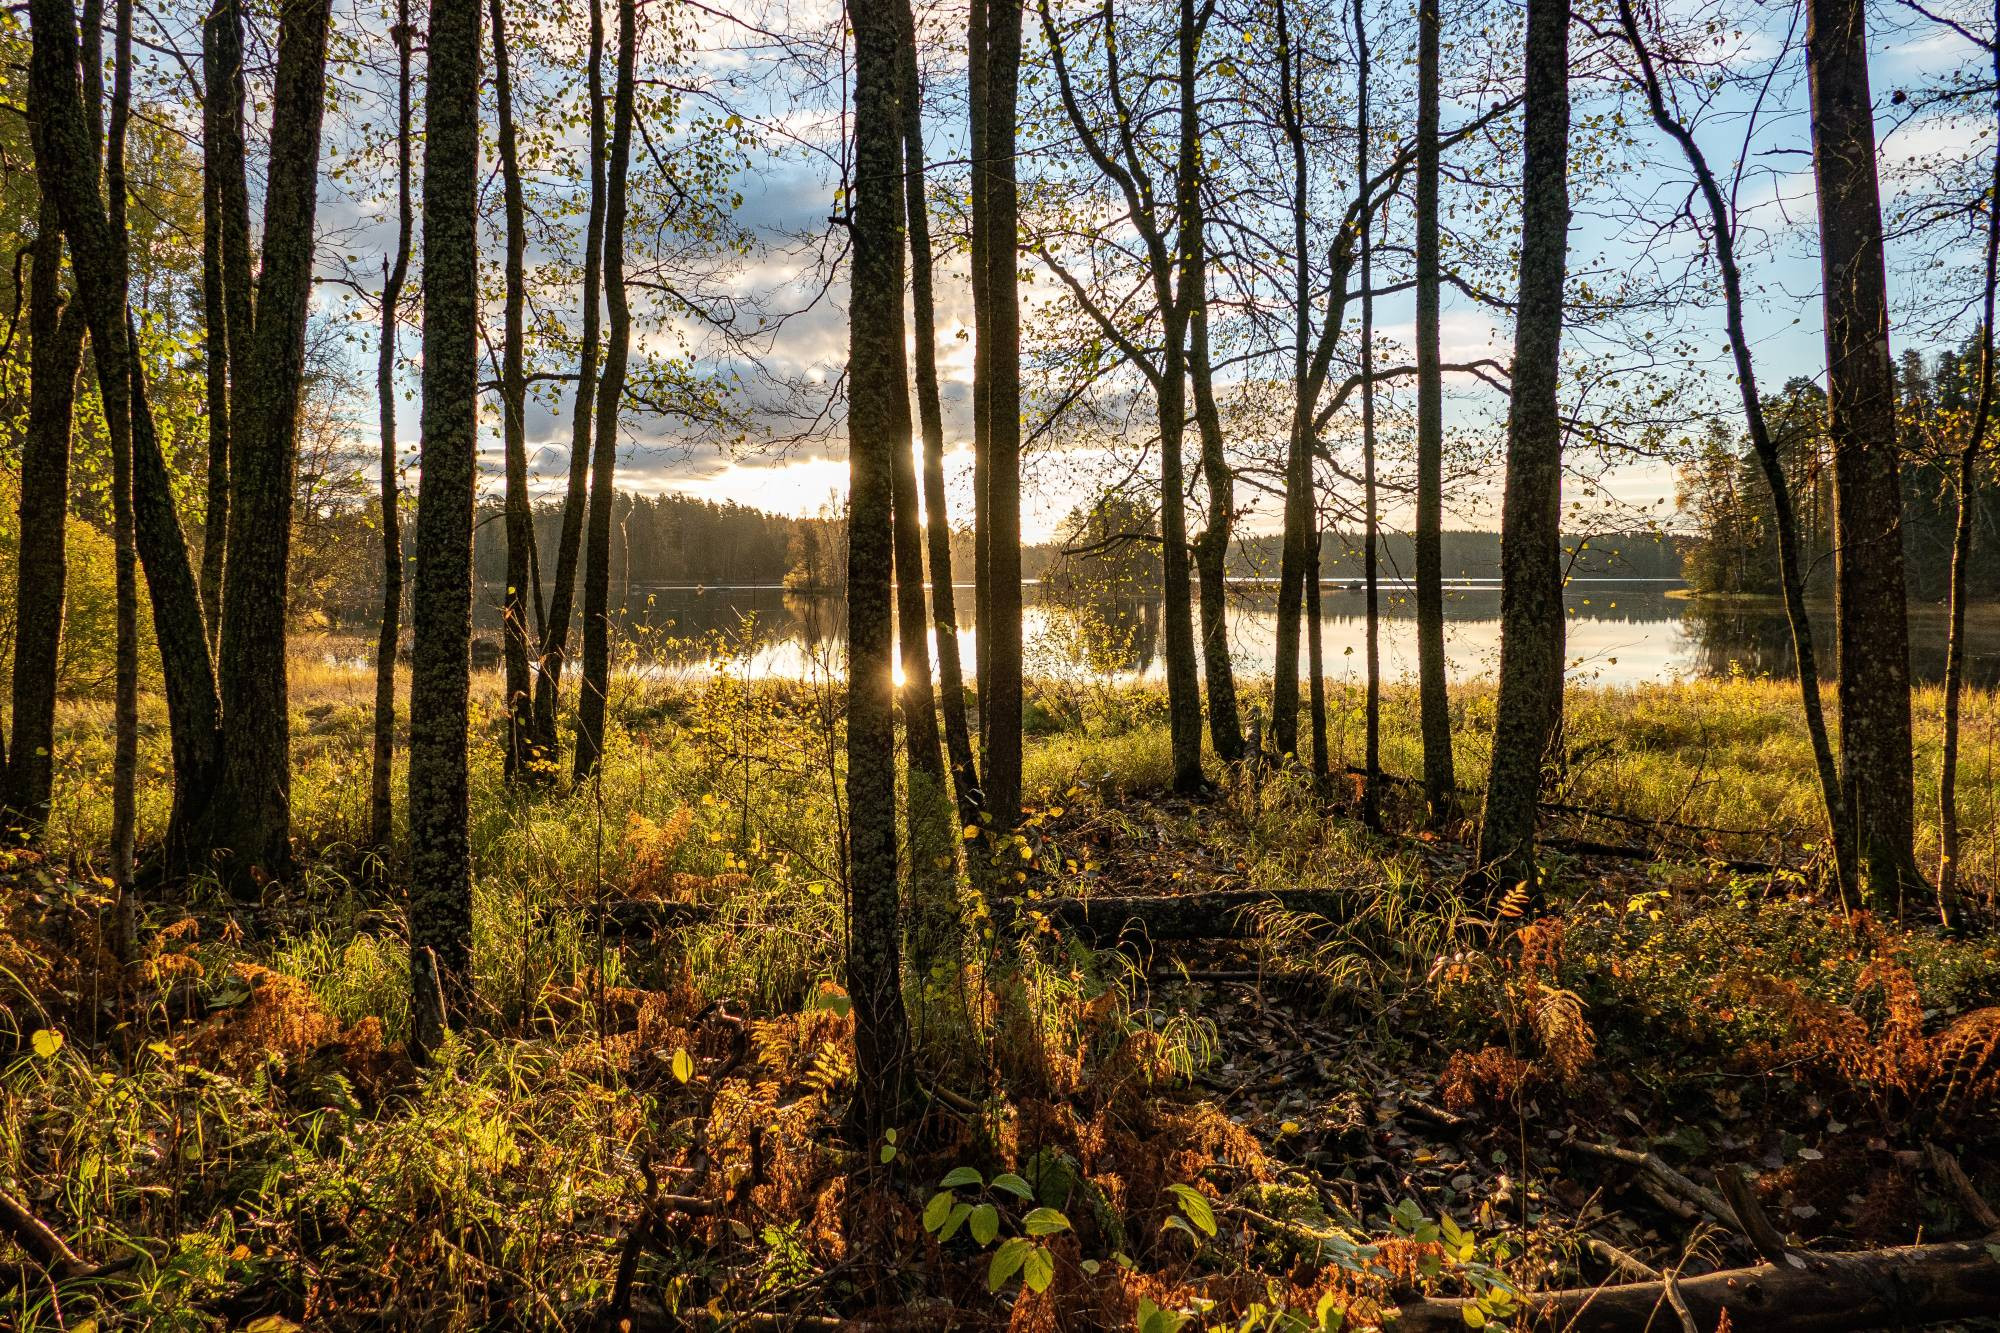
[469,579,2000,689]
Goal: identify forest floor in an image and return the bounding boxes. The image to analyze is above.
[5,654,2000,1330]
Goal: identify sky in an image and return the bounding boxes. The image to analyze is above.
[309,0,1995,545]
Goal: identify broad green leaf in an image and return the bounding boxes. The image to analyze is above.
[969,1202,1000,1246]
[1166,1183,1216,1236]
[939,1166,984,1189]
[1022,1206,1071,1236]
[991,1172,1034,1200]
[939,1201,973,1242]
[988,1236,1034,1290]
[923,1190,954,1234]
[1021,1243,1055,1293]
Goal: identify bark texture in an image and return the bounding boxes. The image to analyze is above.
[1938,21,2000,918]
[30,0,223,872]
[4,193,83,833]
[1477,0,1570,891]
[207,0,333,886]
[1617,0,1852,899]
[1807,0,1923,911]
[492,0,540,780]
[847,0,913,1139]
[1414,0,1455,823]
[896,10,980,823]
[530,0,607,771]
[408,0,481,1051]
[575,0,636,783]
[975,0,1025,824]
[371,6,414,852]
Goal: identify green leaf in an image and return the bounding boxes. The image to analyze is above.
[923,1191,954,1234]
[988,1236,1034,1290]
[969,1202,1000,1246]
[1021,1243,1055,1293]
[879,1143,897,1165]
[939,1201,973,1242]
[671,1048,694,1084]
[1166,1183,1217,1236]
[1461,1306,1487,1328]
[939,1166,984,1189]
[991,1172,1034,1199]
[30,1030,61,1059]
[1022,1206,1071,1236]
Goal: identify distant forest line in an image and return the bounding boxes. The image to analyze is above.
[460,489,1685,601]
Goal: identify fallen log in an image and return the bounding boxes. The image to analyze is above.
[1388,1239,2000,1332]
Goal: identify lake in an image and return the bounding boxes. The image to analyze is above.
[460,579,2000,690]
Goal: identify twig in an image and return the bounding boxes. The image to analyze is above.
[1713,1162,1793,1264]
[1566,1138,1738,1232]
[0,1186,86,1277]
[1925,1142,2000,1233]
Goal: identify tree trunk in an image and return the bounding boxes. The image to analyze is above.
[969,0,991,737]
[1476,0,1569,893]
[1270,0,1311,764]
[574,0,635,783]
[206,0,334,887]
[30,0,223,873]
[1393,1239,2000,1333]
[1414,0,1455,825]
[370,6,414,852]
[108,0,138,895]
[1616,0,1854,901]
[1807,0,1923,913]
[975,0,1024,826]
[198,27,229,645]
[1306,525,1328,779]
[1187,223,1242,764]
[1180,0,1239,763]
[198,0,256,658]
[1938,20,2000,922]
[530,0,607,773]
[408,0,481,1054]
[847,0,913,1140]
[4,193,84,834]
[896,5,981,825]
[1354,0,1381,831]
[492,0,540,781]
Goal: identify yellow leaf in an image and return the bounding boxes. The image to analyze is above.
[672,1048,694,1084]
[30,1029,62,1059]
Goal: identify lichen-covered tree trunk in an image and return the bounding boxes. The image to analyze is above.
[107,0,138,895]
[370,7,414,852]
[207,0,334,887]
[1414,0,1455,825]
[1355,0,1381,830]
[530,0,606,772]
[198,0,255,648]
[1269,0,1311,764]
[1187,239,1242,763]
[1938,29,2000,919]
[895,10,980,824]
[574,0,636,783]
[1806,0,1924,913]
[974,0,1025,825]
[4,195,84,834]
[847,0,912,1141]
[30,0,222,873]
[1477,0,1569,893]
[408,0,481,1054]
[1615,0,1853,901]
[492,0,540,781]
